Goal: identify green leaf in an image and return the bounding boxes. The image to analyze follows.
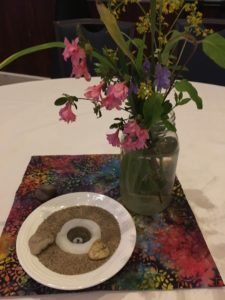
[54,97,68,106]
[92,50,117,72]
[62,94,79,102]
[174,92,179,104]
[143,93,164,128]
[0,42,65,70]
[161,30,183,66]
[203,32,225,68]
[93,105,102,118]
[175,79,203,109]
[132,37,146,71]
[162,100,173,115]
[110,123,119,129]
[72,96,79,102]
[179,98,191,105]
[178,92,183,100]
[96,2,134,63]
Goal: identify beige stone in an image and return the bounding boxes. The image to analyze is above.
[29,232,54,255]
[88,239,110,260]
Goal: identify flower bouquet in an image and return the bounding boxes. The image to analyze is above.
[1,0,225,215]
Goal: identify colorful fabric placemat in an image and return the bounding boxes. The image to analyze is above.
[0,154,224,296]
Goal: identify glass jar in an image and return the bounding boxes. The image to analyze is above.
[120,112,179,216]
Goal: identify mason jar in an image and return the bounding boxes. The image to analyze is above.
[120,111,179,216]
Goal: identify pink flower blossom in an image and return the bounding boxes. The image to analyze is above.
[121,121,149,150]
[106,129,120,147]
[63,37,79,60]
[108,82,128,100]
[101,94,121,110]
[59,103,76,123]
[71,55,91,81]
[63,37,91,81]
[84,81,104,101]
[101,82,128,110]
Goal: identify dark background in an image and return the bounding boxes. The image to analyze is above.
[0,0,224,78]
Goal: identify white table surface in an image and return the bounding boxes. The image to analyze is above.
[0,78,225,300]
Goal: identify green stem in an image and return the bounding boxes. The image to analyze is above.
[150,0,157,81]
[158,192,163,203]
[163,39,199,100]
[168,39,187,83]
[177,40,187,64]
[79,96,131,112]
[158,0,163,60]
[92,50,117,72]
[165,6,185,38]
[136,1,147,15]
[0,42,65,70]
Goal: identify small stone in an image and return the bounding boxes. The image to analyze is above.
[29,232,54,255]
[88,239,110,260]
[35,184,57,202]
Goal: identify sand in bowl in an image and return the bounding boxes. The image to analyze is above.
[29,206,121,275]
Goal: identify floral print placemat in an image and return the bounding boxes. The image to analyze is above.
[0,155,224,296]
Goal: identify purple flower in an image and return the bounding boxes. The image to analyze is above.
[143,58,151,73]
[154,63,171,91]
[128,81,138,96]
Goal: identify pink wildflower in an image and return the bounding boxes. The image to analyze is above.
[63,37,79,60]
[121,121,149,150]
[101,93,121,110]
[106,129,120,147]
[108,82,128,100]
[63,37,91,81]
[59,103,76,123]
[71,56,91,81]
[101,82,128,110]
[84,81,104,101]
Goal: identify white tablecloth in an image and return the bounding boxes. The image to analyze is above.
[0,78,225,300]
